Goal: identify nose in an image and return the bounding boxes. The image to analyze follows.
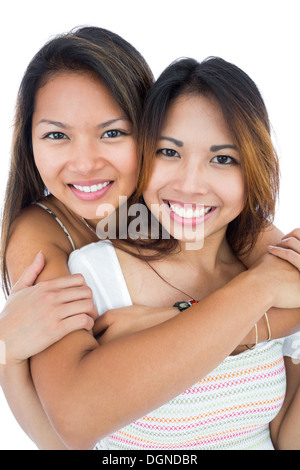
[68,138,105,175]
[172,159,210,195]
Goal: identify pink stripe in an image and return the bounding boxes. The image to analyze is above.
[184,365,285,395]
[109,425,265,449]
[130,405,282,433]
[109,398,283,445]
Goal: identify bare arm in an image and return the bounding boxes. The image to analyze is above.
[0,270,97,450]
[0,209,97,450]
[2,214,300,449]
[30,252,300,450]
[242,226,300,340]
[94,226,300,347]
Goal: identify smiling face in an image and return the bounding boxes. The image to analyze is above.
[32,71,138,224]
[142,93,246,247]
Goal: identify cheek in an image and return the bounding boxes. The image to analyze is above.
[143,159,166,195]
[224,175,246,212]
[33,141,59,179]
[142,177,161,207]
[122,156,139,194]
[33,152,53,180]
[216,172,245,210]
[119,141,138,178]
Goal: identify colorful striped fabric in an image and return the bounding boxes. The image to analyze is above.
[96,340,285,450]
[95,340,285,450]
[68,242,286,450]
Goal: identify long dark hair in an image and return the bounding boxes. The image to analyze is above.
[1,26,153,295]
[116,57,279,259]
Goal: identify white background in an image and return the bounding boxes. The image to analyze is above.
[0,0,299,450]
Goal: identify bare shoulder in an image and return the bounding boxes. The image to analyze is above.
[6,203,72,284]
[241,224,284,267]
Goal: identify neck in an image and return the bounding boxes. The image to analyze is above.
[176,228,233,271]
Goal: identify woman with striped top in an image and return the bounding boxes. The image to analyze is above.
[31,57,300,449]
[2,26,300,452]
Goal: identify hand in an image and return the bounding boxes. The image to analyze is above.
[268,228,300,270]
[93,305,179,345]
[251,249,300,309]
[0,252,98,365]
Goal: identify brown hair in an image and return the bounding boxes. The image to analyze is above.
[1,26,153,295]
[116,57,279,259]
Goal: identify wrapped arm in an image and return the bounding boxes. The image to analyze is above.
[30,252,300,449]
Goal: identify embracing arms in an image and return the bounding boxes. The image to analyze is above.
[1,218,299,448]
[0,209,97,449]
[30,251,300,449]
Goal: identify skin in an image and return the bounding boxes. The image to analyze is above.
[32,72,138,224]
[116,94,247,311]
[29,92,300,449]
[2,70,140,449]
[143,94,245,248]
[143,94,300,447]
[1,72,300,450]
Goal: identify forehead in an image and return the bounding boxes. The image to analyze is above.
[35,70,110,101]
[161,93,233,143]
[33,71,123,122]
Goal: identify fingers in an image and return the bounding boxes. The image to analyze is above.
[36,273,87,291]
[40,300,98,346]
[11,251,45,293]
[268,245,300,270]
[281,228,300,241]
[92,312,111,336]
[267,228,300,270]
[58,298,98,321]
[49,314,95,343]
[33,276,98,321]
[61,313,95,334]
[48,285,93,305]
[278,236,300,254]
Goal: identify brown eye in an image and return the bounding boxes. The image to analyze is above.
[157,148,180,158]
[45,132,67,140]
[212,155,236,165]
[102,130,123,138]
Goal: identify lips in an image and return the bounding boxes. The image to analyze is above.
[69,180,113,201]
[159,199,216,229]
[168,201,213,219]
[165,200,213,218]
[71,181,111,193]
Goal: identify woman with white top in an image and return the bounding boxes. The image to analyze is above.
[30,57,300,449]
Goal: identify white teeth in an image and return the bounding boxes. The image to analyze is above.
[169,202,212,219]
[72,181,110,193]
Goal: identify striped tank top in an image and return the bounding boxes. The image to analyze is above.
[68,241,287,450]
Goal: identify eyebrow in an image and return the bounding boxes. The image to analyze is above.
[96,117,129,129]
[159,138,238,152]
[159,136,184,147]
[36,116,128,129]
[36,119,70,129]
[210,144,238,152]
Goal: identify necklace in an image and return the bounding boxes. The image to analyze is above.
[139,247,196,300]
[149,263,195,300]
[81,217,196,300]
[81,217,98,236]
